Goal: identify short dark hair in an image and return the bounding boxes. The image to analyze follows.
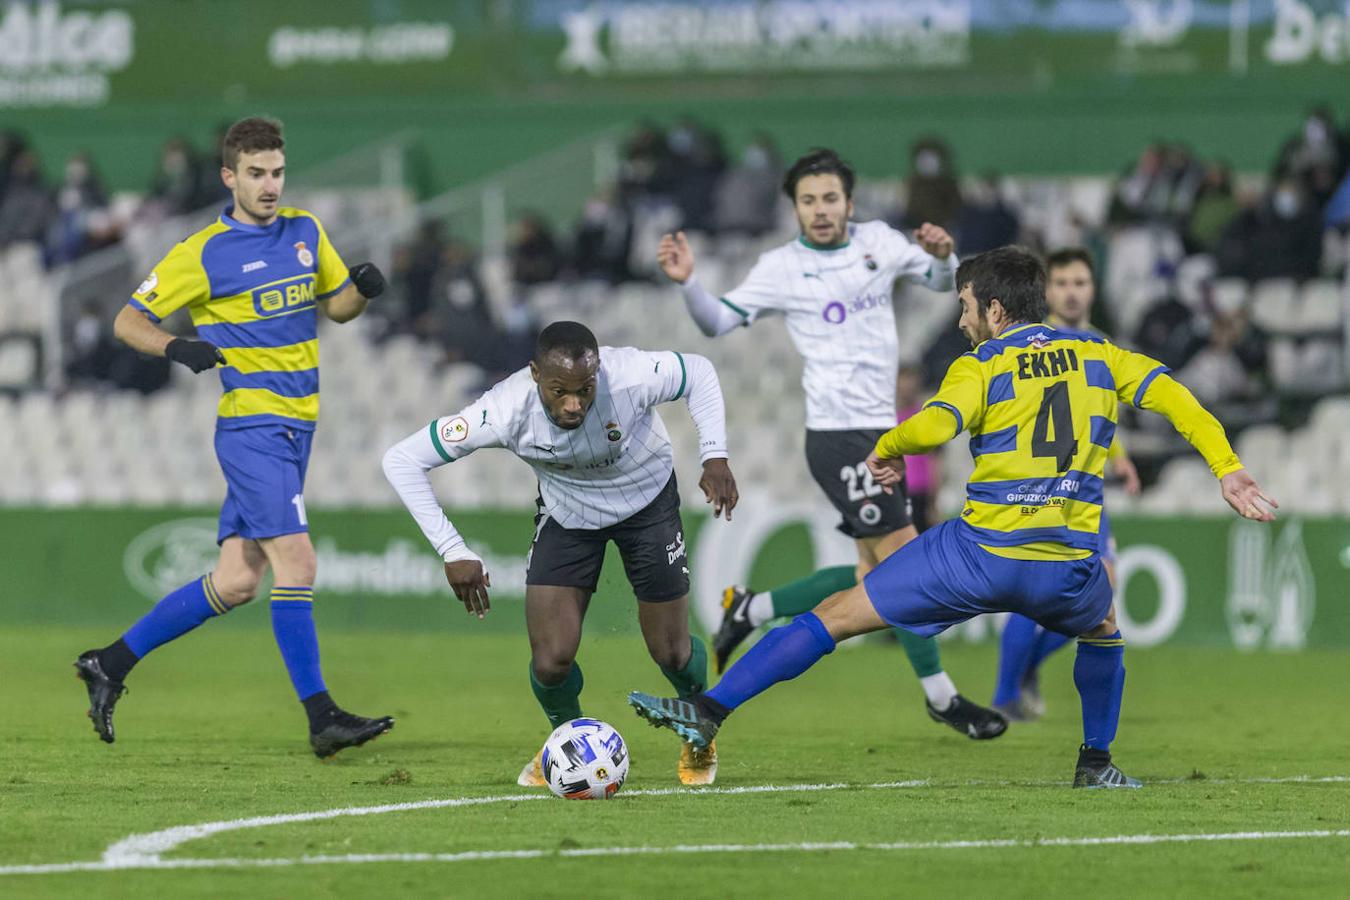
[535,321,598,363]
[222,117,284,170]
[1044,247,1095,278]
[955,246,1047,325]
[783,148,855,201]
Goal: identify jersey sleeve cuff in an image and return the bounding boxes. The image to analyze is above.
[127,298,161,322]
[316,276,352,301]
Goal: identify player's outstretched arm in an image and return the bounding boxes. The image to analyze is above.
[661,231,746,338]
[319,263,386,323]
[1114,348,1277,522]
[113,306,223,373]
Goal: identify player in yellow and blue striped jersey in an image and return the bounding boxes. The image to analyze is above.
[628,246,1278,788]
[74,117,394,759]
[992,248,1142,721]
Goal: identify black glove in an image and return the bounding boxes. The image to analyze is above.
[349,262,386,299]
[165,338,225,374]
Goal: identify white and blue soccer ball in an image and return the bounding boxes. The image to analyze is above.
[541,718,629,800]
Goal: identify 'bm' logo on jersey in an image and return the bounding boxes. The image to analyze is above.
[252,275,316,318]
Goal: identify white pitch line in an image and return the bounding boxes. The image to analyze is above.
[1,775,1345,877]
[5,830,1350,876]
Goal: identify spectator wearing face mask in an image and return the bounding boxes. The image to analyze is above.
[713,133,782,236]
[1275,107,1350,208]
[901,137,961,230]
[572,188,633,283]
[1216,177,1323,281]
[47,151,114,266]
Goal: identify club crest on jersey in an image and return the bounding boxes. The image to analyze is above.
[136,271,158,296]
[863,253,878,271]
[441,416,469,443]
[605,421,622,442]
[294,241,314,267]
[1028,331,1052,349]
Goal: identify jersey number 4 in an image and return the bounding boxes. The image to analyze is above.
[1031,382,1078,472]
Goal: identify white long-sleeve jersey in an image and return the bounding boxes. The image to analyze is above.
[382,346,728,565]
[680,219,956,430]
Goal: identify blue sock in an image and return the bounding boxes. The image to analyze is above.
[993,614,1039,706]
[270,587,327,701]
[122,575,229,660]
[1028,627,1072,671]
[707,613,835,710]
[1074,631,1126,751]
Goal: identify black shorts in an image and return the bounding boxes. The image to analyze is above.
[525,474,690,602]
[804,428,913,539]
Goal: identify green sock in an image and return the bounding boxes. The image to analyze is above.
[768,565,858,617]
[529,660,584,728]
[895,627,943,678]
[659,636,709,698]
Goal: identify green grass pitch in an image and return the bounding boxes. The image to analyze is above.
[2,623,1348,898]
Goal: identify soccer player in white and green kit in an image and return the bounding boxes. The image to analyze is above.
[383,321,738,785]
[660,148,1006,739]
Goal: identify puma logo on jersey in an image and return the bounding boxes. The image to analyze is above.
[533,444,556,455]
[242,260,268,273]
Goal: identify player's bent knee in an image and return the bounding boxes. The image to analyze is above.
[214,577,260,608]
[814,584,885,641]
[531,653,576,684]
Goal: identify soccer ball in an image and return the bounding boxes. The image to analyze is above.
[541,718,629,800]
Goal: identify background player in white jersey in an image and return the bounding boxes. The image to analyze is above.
[382,321,737,785]
[991,248,1141,721]
[659,148,1006,739]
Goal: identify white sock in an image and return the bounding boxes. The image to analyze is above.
[747,591,775,627]
[920,672,958,711]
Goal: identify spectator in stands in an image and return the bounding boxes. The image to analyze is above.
[391,218,448,334]
[433,235,497,364]
[0,149,53,250]
[901,136,961,230]
[1174,310,1266,407]
[618,121,673,201]
[571,188,633,283]
[713,133,782,236]
[1107,141,1203,226]
[510,212,562,286]
[1182,161,1238,255]
[954,173,1019,254]
[1133,294,1203,372]
[144,137,211,218]
[669,120,726,233]
[1216,176,1323,281]
[1275,106,1350,209]
[47,151,114,266]
[0,129,29,205]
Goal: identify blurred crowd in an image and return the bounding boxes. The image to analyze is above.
[0,127,232,268]
[4,106,1348,429]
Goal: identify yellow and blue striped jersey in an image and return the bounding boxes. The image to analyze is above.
[1045,315,1128,461]
[875,322,1243,560]
[128,206,349,430]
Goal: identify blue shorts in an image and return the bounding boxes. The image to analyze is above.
[862,518,1113,638]
[1099,509,1116,563]
[215,425,313,544]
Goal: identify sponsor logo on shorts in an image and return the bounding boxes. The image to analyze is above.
[441,416,469,442]
[859,502,882,526]
[294,241,314,267]
[666,531,687,566]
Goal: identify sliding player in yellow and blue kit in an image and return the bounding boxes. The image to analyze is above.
[75,117,394,758]
[629,246,1278,787]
